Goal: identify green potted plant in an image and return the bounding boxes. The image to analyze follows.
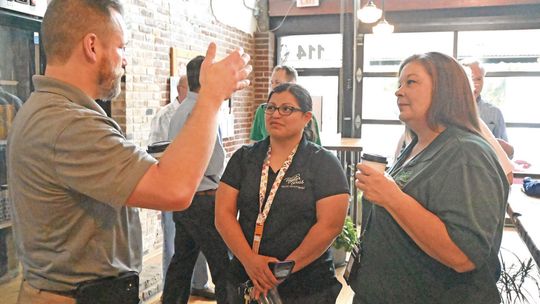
[497,248,540,303]
[332,216,359,266]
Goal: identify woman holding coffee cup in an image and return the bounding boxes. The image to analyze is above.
[216,83,349,303]
[351,52,508,303]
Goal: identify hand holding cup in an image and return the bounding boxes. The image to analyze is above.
[355,153,401,207]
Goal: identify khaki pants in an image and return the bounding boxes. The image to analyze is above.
[17,280,76,304]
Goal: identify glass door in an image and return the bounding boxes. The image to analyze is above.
[0,11,43,284]
[297,74,340,139]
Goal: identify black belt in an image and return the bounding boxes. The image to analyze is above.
[195,189,217,196]
[39,271,139,300]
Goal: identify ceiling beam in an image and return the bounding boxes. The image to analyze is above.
[269,0,540,16]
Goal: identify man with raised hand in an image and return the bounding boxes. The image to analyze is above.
[7,0,251,303]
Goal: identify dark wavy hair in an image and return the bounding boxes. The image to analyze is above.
[267,83,316,142]
[398,52,480,134]
[186,55,205,92]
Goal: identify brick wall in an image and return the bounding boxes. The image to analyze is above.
[119,0,259,256]
[253,32,275,112]
[120,0,258,150]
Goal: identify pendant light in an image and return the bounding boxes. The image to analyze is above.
[372,0,394,35]
[357,0,382,24]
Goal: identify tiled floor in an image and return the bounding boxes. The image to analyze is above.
[1,228,538,304]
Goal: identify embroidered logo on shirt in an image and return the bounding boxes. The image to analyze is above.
[282,173,305,189]
[394,170,412,189]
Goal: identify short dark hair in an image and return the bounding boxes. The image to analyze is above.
[186,55,205,92]
[272,65,298,82]
[42,0,123,65]
[399,52,480,134]
[269,83,312,112]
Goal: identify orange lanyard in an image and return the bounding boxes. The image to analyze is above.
[252,144,298,254]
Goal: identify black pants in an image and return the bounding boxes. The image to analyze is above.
[0,229,7,277]
[162,193,229,304]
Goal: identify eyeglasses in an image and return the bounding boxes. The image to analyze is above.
[263,103,304,116]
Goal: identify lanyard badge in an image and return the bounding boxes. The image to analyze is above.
[251,144,298,254]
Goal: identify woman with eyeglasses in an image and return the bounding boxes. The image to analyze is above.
[216,83,350,303]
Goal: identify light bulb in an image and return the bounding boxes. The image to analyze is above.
[373,18,394,35]
[357,1,382,24]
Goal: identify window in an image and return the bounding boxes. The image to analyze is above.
[361,77,399,121]
[297,75,339,136]
[360,29,540,162]
[363,32,454,73]
[278,34,342,69]
[457,29,540,72]
[457,29,540,161]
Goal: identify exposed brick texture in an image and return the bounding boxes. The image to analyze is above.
[253,31,275,112]
[118,0,260,154]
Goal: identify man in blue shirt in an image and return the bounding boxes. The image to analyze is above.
[162,56,229,304]
[463,60,513,158]
[463,60,508,140]
[148,74,213,299]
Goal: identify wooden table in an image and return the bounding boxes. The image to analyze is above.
[513,169,540,180]
[506,184,540,266]
[323,138,363,226]
[323,137,363,151]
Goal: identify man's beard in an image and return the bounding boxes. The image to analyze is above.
[97,58,123,100]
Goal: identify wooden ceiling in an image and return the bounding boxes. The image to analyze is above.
[269,0,540,16]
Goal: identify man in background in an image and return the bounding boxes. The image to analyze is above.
[148,75,188,144]
[148,74,214,299]
[162,56,229,304]
[462,59,513,158]
[7,0,250,303]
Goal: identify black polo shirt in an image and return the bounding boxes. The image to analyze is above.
[221,136,349,295]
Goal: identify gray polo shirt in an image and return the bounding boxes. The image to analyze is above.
[7,75,155,291]
[168,91,224,191]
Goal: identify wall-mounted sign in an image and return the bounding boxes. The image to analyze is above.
[296,0,319,8]
[278,34,342,69]
[0,0,48,17]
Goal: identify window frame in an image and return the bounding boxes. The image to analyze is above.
[356,7,540,139]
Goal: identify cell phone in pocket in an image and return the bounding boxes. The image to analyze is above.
[268,260,295,280]
[76,271,139,304]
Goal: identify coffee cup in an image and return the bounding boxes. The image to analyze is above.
[360,153,387,174]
